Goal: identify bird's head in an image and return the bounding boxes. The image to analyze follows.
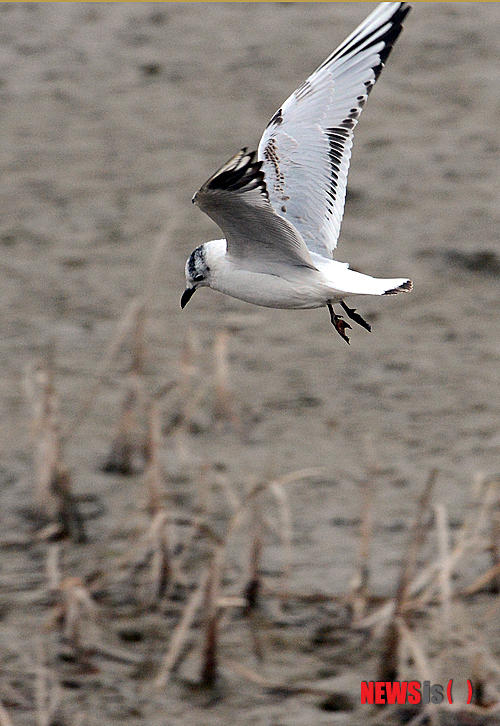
[181,244,211,308]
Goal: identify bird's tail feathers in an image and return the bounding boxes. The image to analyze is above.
[382,279,413,295]
[329,265,413,297]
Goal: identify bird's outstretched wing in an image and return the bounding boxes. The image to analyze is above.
[193,148,317,270]
[258,2,410,259]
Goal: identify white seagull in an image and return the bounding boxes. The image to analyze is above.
[182,2,412,343]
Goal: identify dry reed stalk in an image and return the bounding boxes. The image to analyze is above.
[413,477,499,610]
[214,471,241,514]
[377,620,400,685]
[224,659,335,698]
[260,587,339,604]
[172,465,224,569]
[244,495,263,616]
[51,468,86,544]
[399,468,438,607]
[213,468,319,618]
[156,469,320,690]
[173,515,204,578]
[155,480,270,690]
[215,478,271,586]
[200,549,223,688]
[352,477,375,622]
[35,638,61,726]
[170,328,202,461]
[143,399,163,515]
[64,296,144,442]
[65,217,179,442]
[35,669,61,726]
[363,532,496,627]
[350,438,378,621]
[27,351,86,541]
[268,480,293,583]
[46,543,61,592]
[377,469,437,682]
[178,328,200,414]
[212,329,240,431]
[85,644,142,666]
[267,468,320,589]
[216,481,267,555]
[364,433,384,476]
[155,566,211,688]
[213,470,318,669]
[101,383,138,475]
[270,468,321,491]
[179,379,212,434]
[148,509,172,602]
[48,577,98,649]
[397,618,433,683]
[142,219,180,311]
[241,494,266,667]
[172,425,191,465]
[397,620,442,726]
[434,503,452,632]
[131,300,146,377]
[489,487,500,593]
[224,659,270,688]
[29,349,61,517]
[454,476,498,559]
[217,596,246,608]
[126,508,181,603]
[462,562,500,597]
[454,596,500,708]
[193,463,211,517]
[470,653,490,708]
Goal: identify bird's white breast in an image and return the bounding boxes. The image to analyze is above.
[205,239,345,310]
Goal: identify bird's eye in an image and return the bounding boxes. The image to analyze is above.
[193,274,204,283]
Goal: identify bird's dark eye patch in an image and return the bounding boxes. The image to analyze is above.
[193,274,204,283]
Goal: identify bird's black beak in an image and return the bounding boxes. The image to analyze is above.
[180,286,196,309]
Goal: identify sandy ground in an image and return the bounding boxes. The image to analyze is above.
[1,3,500,725]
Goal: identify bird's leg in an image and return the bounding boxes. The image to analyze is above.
[340,300,371,332]
[327,302,351,344]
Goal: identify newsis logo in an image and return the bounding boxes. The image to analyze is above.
[361,680,473,705]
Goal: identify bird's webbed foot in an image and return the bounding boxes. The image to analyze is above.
[340,300,371,332]
[327,302,351,344]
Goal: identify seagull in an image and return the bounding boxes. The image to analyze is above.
[181,2,412,344]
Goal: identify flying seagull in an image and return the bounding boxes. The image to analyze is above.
[182,2,412,343]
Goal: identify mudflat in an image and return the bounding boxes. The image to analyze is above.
[1,4,500,724]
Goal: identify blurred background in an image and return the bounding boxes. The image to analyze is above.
[1,3,500,724]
